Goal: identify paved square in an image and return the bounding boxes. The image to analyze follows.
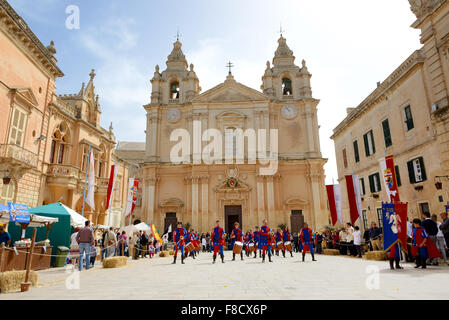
[1,251,448,300]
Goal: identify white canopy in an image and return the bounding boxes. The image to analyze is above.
[134,222,152,232]
[0,211,58,228]
[61,203,88,228]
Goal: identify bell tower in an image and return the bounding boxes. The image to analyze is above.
[261,36,312,101]
[150,40,200,106]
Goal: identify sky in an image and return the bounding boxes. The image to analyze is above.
[9,0,421,183]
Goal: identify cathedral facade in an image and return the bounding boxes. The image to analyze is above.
[138,36,328,234]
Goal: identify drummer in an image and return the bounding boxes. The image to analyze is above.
[184,229,196,260]
[259,220,273,263]
[300,223,317,262]
[245,229,252,257]
[275,228,282,256]
[282,227,294,258]
[211,220,225,264]
[231,222,244,261]
[172,222,186,264]
[253,227,260,259]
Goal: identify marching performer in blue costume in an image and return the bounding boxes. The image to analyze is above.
[259,219,273,263]
[300,223,316,262]
[172,222,186,264]
[211,220,225,264]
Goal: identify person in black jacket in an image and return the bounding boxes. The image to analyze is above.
[440,211,449,248]
[421,212,439,265]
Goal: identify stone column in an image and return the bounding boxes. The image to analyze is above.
[256,175,265,222]
[201,176,209,233]
[191,176,200,230]
[266,175,275,225]
[146,177,157,223]
[304,105,315,153]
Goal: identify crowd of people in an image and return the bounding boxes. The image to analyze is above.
[68,210,449,271]
[70,222,165,271]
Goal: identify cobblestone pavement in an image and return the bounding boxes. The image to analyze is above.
[1,251,448,300]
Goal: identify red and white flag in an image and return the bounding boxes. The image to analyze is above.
[85,149,95,211]
[379,155,400,202]
[105,164,118,211]
[345,175,362,225]
[326,184,343,226]
[125,178,139,217]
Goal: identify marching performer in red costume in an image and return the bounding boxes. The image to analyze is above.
[275,228,282,256]
[300,223,316,262]
[184,229,196,260]
[412,218,441,269]
[231,222,244,261]
[211,220,225,264]
[172,222,186,264]
[282,227,294,258]
[259,219,273,263]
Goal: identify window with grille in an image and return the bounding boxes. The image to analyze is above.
[9,107,27,147]
[369,173,381,193]
[407,157,426,183]
[360,177,366,195]
[376,208,383,228]
[362,210,368,229]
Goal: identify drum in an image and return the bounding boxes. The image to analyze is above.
[285,241,292,252]
[277,241,284,250]
[185,242,194,253]
[233,241,243,254]
[248,243,255,252]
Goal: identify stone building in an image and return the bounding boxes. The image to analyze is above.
[331,0,449,229]
[126,36,328,234]
[0,0,129,226]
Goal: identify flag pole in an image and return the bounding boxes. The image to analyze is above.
[81,145,91,218]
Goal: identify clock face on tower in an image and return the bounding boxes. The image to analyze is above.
[281,104,298,119]
[166,108,181,123]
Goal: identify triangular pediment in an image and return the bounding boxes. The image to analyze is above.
[10,87,38,108]
[192,78,269,103]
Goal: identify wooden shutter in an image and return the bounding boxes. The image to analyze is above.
[407,160,416,184]
[353,140,359,163]
[370,130,376,155]
[395,165,401,187]
[343,148,348,168]
[364,133,369,157]
[369,174,375,193]
[375,173,381,191]
[382,119,392,147]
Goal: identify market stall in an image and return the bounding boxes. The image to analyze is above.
[7,202,75,265]
[0,210,58,272]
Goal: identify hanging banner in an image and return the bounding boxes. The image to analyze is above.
[105,164,118,211]
[125,178,139,217]
[8,203,30,224]
[85,149,95,210]
[345,175,362,225]
[150,223,163,243]
[379,155,400,202]
[326,184,343,225]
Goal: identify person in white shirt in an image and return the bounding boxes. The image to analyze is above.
[353,226,362,257]
[346,223,356,256]
[432,214,448,265]
[202,236,207,252]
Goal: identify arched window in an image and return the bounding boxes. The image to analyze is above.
[282,78,293,96]
[98,145,106,178]
[50,123,70,164]
[0,179,15,205]
[170,81,180,99]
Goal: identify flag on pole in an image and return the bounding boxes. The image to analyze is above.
[125,178,139,217]
[105,164,118,211]
[167,224,172,234]
[379,155,400,202]
[85,149,95,211]
[382,202,408,253]
[326,184,343,225]
[151,224,163,243]
[345,175,362,225]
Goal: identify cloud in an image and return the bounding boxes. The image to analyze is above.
[77,18,148,142]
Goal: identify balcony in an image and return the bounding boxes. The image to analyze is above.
[46,164,80,189]
[0,144,38,170]
[96,177,110,194]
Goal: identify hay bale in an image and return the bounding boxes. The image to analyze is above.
[102,256,127,268]
[0,271,38,294]
[323,249,340,256]
[169,250,174,255]
[159,251,170,257]
[365,250,387,261]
